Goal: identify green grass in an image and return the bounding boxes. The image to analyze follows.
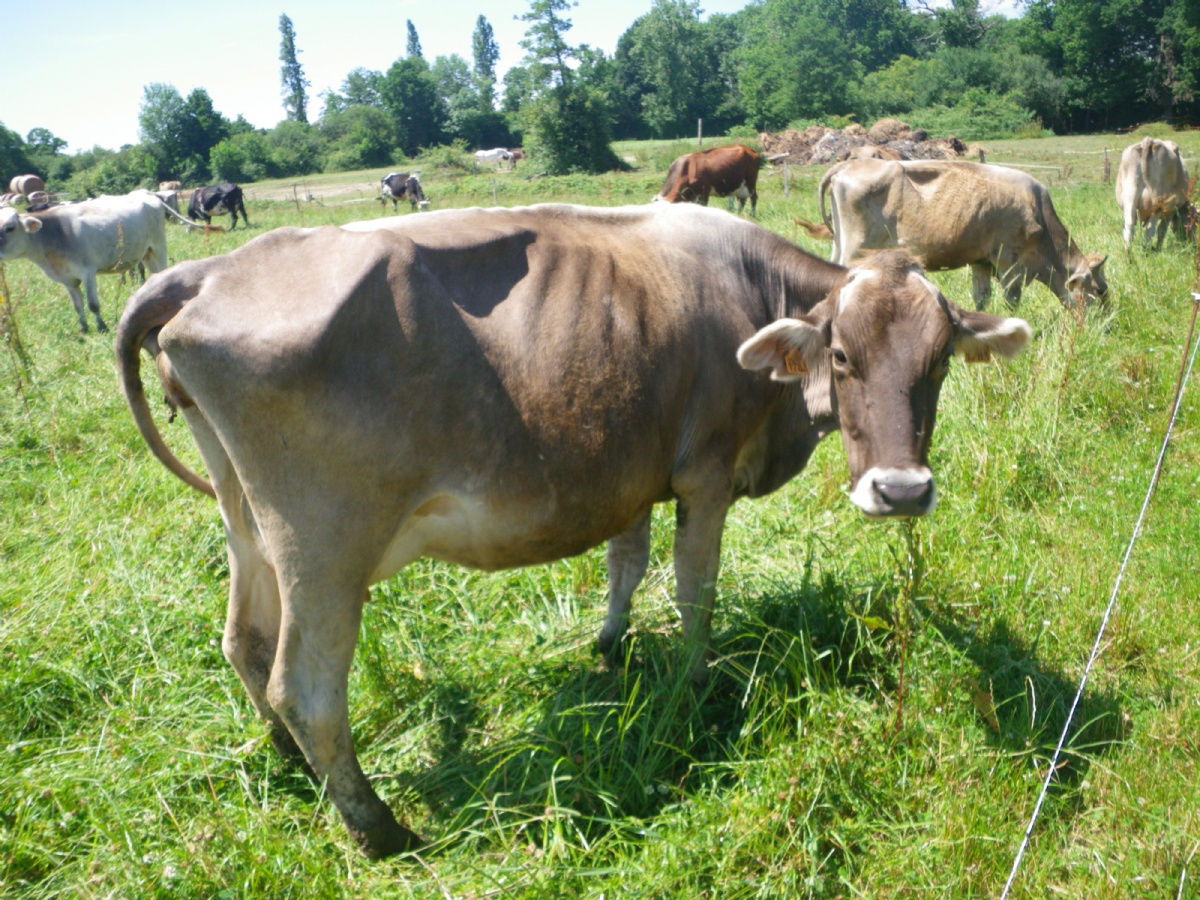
[2,131,1199,897]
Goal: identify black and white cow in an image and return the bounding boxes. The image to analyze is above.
[187,183,250,230]
[379,172,428,213]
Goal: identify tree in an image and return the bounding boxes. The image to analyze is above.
[0,122,34,178]
[518,0,578,89]
[279,13,310,124]
[516,0,620,173]
[321,68,383,117]
[380,56,446,155]
[139,83,189,180]
[612,0,711,139]
[472,15,501,110]
[406,20,424,60]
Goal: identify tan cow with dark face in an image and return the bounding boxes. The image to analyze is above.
[818,158,1108,310]
[116,203,1030,858]
[1115,136,1192,253]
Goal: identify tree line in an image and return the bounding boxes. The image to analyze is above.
[2,0,1197,193]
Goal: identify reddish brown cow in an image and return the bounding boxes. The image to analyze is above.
[655,144,761,214]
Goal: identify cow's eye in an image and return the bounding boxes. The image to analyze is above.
[831,348,848,367]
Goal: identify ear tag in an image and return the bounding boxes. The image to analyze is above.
[783,349,808,376]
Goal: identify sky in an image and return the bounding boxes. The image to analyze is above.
[3,0,754,154]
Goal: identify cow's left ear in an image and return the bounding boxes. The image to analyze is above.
[952,308,1032,363]
[18,214,42,234]
[737,312,830,381]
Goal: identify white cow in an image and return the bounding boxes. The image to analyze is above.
[0,189,190,332]
[1115,137,1191,252]
[474,148,512,167]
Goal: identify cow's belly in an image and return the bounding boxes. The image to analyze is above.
[369,489,650,581]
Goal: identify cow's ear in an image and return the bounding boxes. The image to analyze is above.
[952,308,1031,363]
[737,315,829,382]
[19,215,42,234]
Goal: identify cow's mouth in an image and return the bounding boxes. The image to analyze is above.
[849,467,937,518]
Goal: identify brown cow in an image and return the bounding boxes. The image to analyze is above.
[1115,137,1192,252]
[817,159,1107,309]
[655,144,760,214]
[116,203,1029,857]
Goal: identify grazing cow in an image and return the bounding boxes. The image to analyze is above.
[474,147,512,167]
[0,189,192,332]
[116,203,1030,857]
[655,144,761,214]
[188,183,249,230]
[816,159,1107,309]
[1115,137,1192,252]
[508,148,525,168]
[379,172,428,212]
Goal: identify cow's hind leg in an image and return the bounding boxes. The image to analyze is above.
[598,510,652,659]
[64,280,90,333]
[268,579,422,857]
[81,275,109,332]
[970,262,993,310]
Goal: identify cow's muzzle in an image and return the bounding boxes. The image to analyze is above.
[850,467,937,518]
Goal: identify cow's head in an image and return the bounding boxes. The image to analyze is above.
[1066,252,1108,306]
[0,206,42,258]
[737,250,1031,518]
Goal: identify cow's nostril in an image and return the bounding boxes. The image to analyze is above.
[875,478,933,511]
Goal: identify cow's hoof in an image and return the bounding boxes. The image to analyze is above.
[353,819,425,859]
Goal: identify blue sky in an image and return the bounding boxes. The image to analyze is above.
[4,0,750,153]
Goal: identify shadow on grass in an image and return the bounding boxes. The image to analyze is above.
[349,572,1127,854]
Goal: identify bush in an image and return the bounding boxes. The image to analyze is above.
[523,85,623,175]
[907,88,1038,141]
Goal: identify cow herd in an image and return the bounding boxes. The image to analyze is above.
[4,136,1194,858]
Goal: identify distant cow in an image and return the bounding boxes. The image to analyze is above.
[1115,137,1192,252]
[0,189,188,332]
[117,202,1029,857]
[474,148,512,167]
[655,144,761,215]
[188,183,249,230]
[815,159,1107,309]
[380,172,428,212]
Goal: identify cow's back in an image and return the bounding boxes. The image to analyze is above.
[1117,137,1188,216]
[161,206,791,568]
[835,160,1049,269]
[33,193,166,274]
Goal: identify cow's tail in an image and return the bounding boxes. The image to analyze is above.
[156,197,210,230]
[818,164,839,230]
[115,287,215,498]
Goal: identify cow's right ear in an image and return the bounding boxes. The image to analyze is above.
[737,315,829,382]
[19,215,42,234]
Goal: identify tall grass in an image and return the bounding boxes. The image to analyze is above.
[2,132,1199,897]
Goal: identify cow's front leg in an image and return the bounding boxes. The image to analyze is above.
[671,483,731,685]
[268,583,422,858]
[598,510,652,659]
[83,275,108,332]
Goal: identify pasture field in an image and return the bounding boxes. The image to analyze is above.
[2,131,1199,898]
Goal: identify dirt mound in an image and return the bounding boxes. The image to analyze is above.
[760,119,969,166]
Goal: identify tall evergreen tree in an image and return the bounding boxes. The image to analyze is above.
[406,20,424,60]
[279,13,310,124]
[519,0,578,89]
[472,15,501,109]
